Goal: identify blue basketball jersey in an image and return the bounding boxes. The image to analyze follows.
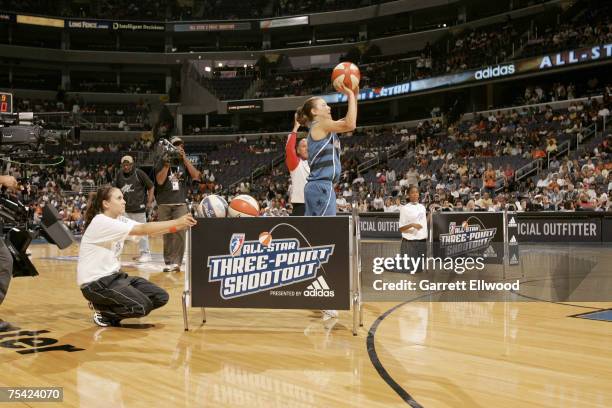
[307,123,341,183]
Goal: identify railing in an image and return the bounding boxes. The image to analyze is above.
[514,158,543,182]
[494,176,506,194]
[357,156,379,174]
[548,139,570,168]
[80,184,98,195]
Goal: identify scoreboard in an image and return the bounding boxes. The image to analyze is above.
[1,92,12,114]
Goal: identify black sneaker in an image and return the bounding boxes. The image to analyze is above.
[92,311,121,327]
[89,303,121,327]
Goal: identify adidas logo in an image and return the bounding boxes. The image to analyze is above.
[510,254,519,264]
[483,245,497,257]
[509,235,518,245]
[508,217,517,227]
[304,276,335,297]
[474,64,515,80]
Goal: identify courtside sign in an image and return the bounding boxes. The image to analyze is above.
[190,217,351,309]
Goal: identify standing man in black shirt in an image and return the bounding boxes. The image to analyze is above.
[155,136,201,272]
[114,155,154,262]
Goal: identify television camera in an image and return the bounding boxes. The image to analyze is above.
[155,137,183,166]
[0,95,76,276]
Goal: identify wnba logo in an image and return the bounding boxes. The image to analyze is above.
[303,276,335,297]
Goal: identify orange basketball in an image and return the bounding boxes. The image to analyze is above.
[228,194,260,217]
[258,231,272,247]
[331,62,360,92]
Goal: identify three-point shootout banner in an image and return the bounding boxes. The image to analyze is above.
[432,212,505,264]
[189,217,351,310]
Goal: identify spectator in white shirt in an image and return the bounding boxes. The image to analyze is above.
[398,186,428,273]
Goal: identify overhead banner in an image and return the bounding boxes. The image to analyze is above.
[324,42,612,104]
[111,21,165,31]
[227,100,263,113]
[260,16,308,29]
[173,22,251,32]
[67,20,111,29]
[190,217,351,310]
[533,43,612,70]
[515,216,601,242]
[16,14,64,28]
[432,212,505,264]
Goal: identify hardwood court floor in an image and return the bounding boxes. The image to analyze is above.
[0,239,610,407]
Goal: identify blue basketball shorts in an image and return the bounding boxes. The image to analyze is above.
[304,180,336,216]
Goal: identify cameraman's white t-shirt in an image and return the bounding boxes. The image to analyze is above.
[77,214,138,286]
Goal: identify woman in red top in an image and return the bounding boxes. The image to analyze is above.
[286,114,309,216]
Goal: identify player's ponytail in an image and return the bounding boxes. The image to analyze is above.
[295,97,319,126]
[83,185,115,232]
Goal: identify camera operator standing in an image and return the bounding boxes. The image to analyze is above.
[155,136,201,272]
[0,175,19,332]
[114,155,154,262]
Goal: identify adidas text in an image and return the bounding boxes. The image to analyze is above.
[303,289,335,297]
[474,64,515,80]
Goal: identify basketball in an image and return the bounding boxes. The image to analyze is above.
[198,194,228,217]
[228,194,260,217]
[331,62,360,92]
[258,231,272,246]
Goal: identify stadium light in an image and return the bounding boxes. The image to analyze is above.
[204,66,211,72]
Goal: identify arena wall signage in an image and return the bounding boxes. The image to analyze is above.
[16,15,64,28]
[260,16,308,29]
[515,217,601,243]
[431,212,505,264]
[111,21,165,31]
[536,43,612,70]
[473,64,515,80]
[173,22,252,32]
[360,211,608,243]
[189,217,351,310]
[507,214,519,265]
[325,42,612,104]
[358,214,399,239]
[227,100,263,113]
[66,20,111,29]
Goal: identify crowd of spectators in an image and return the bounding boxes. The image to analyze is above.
[253,4,608,98]
[520,4,611,58]
[232,85,612,215]
[5,82,611,232]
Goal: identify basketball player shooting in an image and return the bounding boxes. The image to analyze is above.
[294,68,359,320]
[295,83,358,216]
